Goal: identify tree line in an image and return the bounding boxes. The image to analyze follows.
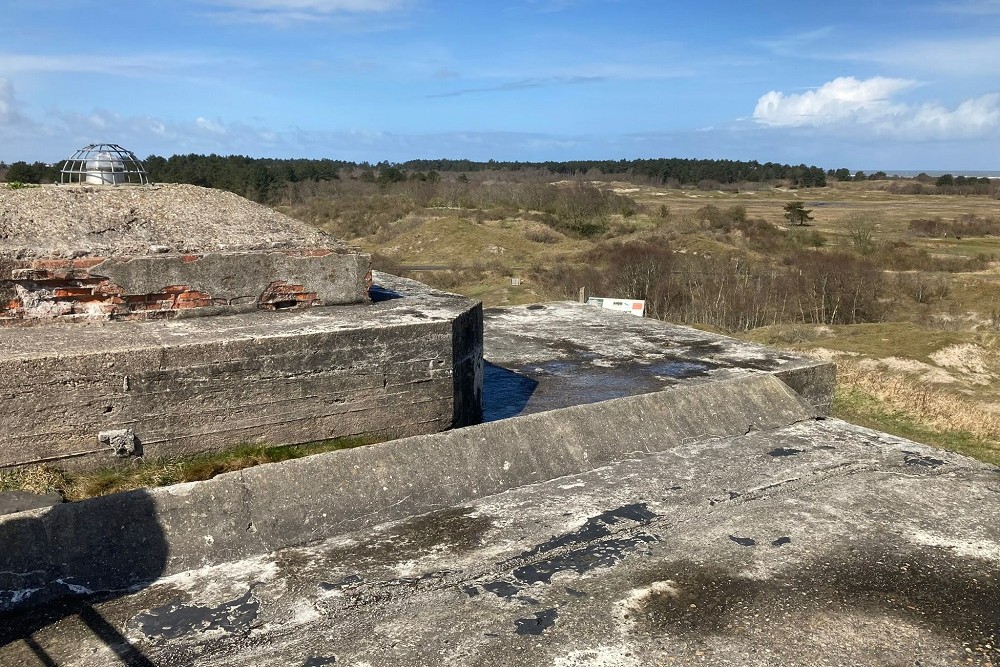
[1,154,829,198]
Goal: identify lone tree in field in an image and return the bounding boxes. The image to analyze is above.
[784,201,813,226]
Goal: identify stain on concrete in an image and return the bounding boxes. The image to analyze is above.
[483,581,521,599]
[768,447,805,457]
[681,340,727,356]
[631,543,1000,656]
[393,308,429,319]
[479,505,659,596]
[731,357,782,371]
[318,575,363,593]
[323,571,456,610]
[645,360,711,379]
[904,452,947,468]
[130,587,259,642]
[277,507,492,577]
[303,657,338,666]
[520,504,657,559]
[514,608,557,636]
[507,358,718,415]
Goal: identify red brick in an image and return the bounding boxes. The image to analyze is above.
[93,282,124,297]
[31,259,74,270]
[53,287,95,298]
[175,289,210,301]
[175,299,212,309]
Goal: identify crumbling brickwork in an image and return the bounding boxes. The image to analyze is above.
[0,251,370,325]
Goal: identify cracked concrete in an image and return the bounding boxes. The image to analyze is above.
[1,418,997,666]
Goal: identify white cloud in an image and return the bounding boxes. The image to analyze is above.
[197,0,409,24]
[753,76,1000,140]
[897,93,1000,139]
[195,117,227,134]
[0,78,20,125]
[753,76,915,127]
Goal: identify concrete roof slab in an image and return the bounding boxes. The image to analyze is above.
[0,277,987,666]
[2,419,997,666]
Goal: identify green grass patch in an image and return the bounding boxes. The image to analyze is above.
[0,435,383,502]
[833,386,1000,467]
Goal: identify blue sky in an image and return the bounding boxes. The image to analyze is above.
[1,0,998,170]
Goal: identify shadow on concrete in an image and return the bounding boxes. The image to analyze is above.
[369,284,405,302]
[482,362,539,422]
[0,491,168,666]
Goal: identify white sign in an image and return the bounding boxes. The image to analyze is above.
[587,297,645,317]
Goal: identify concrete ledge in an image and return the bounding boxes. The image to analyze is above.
[0,293,483,469]
[480,301,837,416]
[0,373,817,612]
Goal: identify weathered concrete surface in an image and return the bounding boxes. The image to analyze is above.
[0,373,815,612]
[0,289,483,469]
[0,184,337,259]
[481,301,836,417]
[0,184,370,323]
[370,273,835,418]
[1,250,370,324]
[1,418,997,666]
[0,491,61,516]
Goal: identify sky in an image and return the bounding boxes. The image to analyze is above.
[1,0,999,170]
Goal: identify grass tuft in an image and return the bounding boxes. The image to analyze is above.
[0,435,382,502]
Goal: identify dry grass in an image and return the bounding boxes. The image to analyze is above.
[836,361,1000,441]
[0,436,381,502]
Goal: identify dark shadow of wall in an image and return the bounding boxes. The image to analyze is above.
[482,362,539,422]
[0,491,168,665]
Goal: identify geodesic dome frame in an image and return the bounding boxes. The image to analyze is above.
[60,143,150,185]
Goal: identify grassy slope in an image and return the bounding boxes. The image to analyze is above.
[351,180,1000,467]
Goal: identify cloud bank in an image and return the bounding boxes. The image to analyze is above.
[753,76,1000,140]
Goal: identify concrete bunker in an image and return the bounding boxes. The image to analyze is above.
[0,181,483,469]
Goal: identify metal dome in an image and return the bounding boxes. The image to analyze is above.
[60,143,150,185]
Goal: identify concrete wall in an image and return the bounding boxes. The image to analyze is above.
[0,295,483,469]
[0,373,817,612]
[1,249,370,324]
